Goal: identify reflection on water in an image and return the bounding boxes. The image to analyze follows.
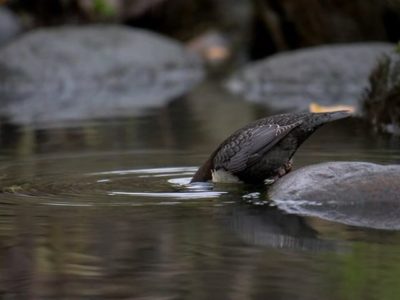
[0,82,400,299]
[225,204,344,252]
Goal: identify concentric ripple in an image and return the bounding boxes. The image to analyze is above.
[0,159,229,206]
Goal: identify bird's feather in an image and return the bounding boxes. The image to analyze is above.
[214,121,302,173]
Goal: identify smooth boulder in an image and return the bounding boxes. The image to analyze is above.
[0,25,203,126]
[227,43,394,111]
[269,162,400,230]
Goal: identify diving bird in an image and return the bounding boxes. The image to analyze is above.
[191,111,351,184]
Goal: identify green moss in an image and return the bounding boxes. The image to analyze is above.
[395,41,400,54]
[93,0,116,17]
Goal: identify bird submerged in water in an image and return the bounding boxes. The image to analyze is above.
[191,111,351,184]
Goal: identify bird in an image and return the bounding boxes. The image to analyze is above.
[191,111,351,184]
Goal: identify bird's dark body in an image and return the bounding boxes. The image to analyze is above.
[191,111,350,184]
[237,133,298,183]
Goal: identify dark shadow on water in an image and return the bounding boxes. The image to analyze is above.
[0,118,20,151]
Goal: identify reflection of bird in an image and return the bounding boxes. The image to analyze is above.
[191,111,351,184]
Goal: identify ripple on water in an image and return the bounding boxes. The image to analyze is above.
[0,165,228,207]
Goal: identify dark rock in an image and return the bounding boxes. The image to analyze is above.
[0,25,203,126]
[361,52,400,135]
[227,43,393,111]
[268,162,400,230]
[0,7,21,46]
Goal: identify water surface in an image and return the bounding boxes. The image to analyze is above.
[1,82,400,299]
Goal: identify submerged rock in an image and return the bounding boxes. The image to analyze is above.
[269,162,400,230]
[227,43,393,111]
[0,7,21,46]
[0,25,203,126]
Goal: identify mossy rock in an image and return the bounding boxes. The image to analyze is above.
[361,50,400,134]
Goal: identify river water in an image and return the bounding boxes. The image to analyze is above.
[1,81,400,299]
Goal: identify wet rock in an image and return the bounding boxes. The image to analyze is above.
[269,162,400,230]
[0,25,203,126]
[227,43,394,111]
[0,7,21,46]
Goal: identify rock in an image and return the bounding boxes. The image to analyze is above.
[227,43,394,111]
[0,25,203,126]
[361,52,400,135]
[268,162,400,230]
[0,7,21,46]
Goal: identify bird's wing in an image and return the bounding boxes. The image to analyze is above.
[214,121,301,173]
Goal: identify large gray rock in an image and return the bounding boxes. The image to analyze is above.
[269,162,400,230]
[227,43,394,111]
[0,7,21,46]
[0,25,203,126]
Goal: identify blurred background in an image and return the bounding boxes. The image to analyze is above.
[3,0,400,57]
[1,0,400,131]
[0,0,399,150]
[0,1,400,299]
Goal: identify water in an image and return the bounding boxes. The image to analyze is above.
[1,82,400,299]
